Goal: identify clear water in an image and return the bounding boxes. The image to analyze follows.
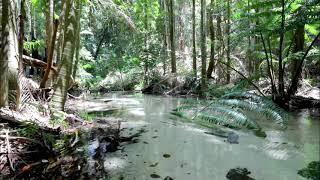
[76,93,320,180]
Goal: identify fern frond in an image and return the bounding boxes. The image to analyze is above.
[172,91,288,134]
[203,106,260,129]
[217,99,286,128]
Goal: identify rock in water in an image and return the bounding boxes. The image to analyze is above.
[163,154,171,158]
[226,167,255,180]
[164,176,174,180]
[150,173,161,178]
[227,132,239,144]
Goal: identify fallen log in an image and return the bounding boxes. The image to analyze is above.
[0,108,60,134]
[290,96,320,109]
[22,55,57,74]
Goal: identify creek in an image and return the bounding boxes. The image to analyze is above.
[74,92,320,180]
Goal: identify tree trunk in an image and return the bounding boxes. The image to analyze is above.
[192,0,196,76]
[216,10,223,83]
[45,0,54,62]
[144,3,149,85]
[0,0,10,107]
[40,20,59,88]
[168,0,176,74]
[16,0,26,109]
[72,2,82,80]
[161,0,168,76]
[290,25,305,81]
[7,0,19,100]
[287,32,320,100]
[277,0,285,100]
[54,0,67,65]
[246,0,252,75]
[207,0,215,78]
[226,0,231,83]
[50,0,77,112]
[200,0,207,96]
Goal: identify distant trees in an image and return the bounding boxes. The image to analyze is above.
[0,0,319,111]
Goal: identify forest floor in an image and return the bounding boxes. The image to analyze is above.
[0,95,144,179]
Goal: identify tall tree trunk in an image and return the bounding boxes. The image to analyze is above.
[43,0,54,86]
[246,0,252,75]
[168,0,176,74]
[207,0,215,78]
[50,0,77,112]
[216,9,223,83]
[16,0,26,109]
[290,25,305,81]
[192,0,197,76]
[0,0,10,107]
[72,1,82,80]
[54,0,67,65]
[40,20,59,88]
[277,0,285,101]
[287,32,320,99]
[200,0,207,96]
[226,0,231,83]
[161,0,168,75]
[144,3,149,85]
[45,0,54,61]
[7,0,19,102]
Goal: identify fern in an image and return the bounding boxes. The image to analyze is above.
[173,92,288,135]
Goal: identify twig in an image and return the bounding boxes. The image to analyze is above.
[217,60,265,97]
[191,101,216,120]
[0,135,45,147]
[5,130,15,171]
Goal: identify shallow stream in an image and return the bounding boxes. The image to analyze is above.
[75,92,320,180]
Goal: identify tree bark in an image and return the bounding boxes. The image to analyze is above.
[40,20,59,88]
[72,2,82,80]
[168,0,176,74]
[16,0,26,109]
[287,32,320,98]
[0,0,10,107]
[45,0,54,61]
[50,0,77,112]
[226,0,231,83]
[277,0,285,99]
[207,0,215,79]
[216,9,223,83]
[192,0,197,76]
[200,0,207,97]
[161,0,168,76]
[7,0,19,100]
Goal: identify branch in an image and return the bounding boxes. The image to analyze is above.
[260,32,277,95]
[22,55,57,74]
[217,60,265,97]
[287,32,320,96]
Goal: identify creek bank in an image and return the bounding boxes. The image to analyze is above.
[0,95,145,179]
